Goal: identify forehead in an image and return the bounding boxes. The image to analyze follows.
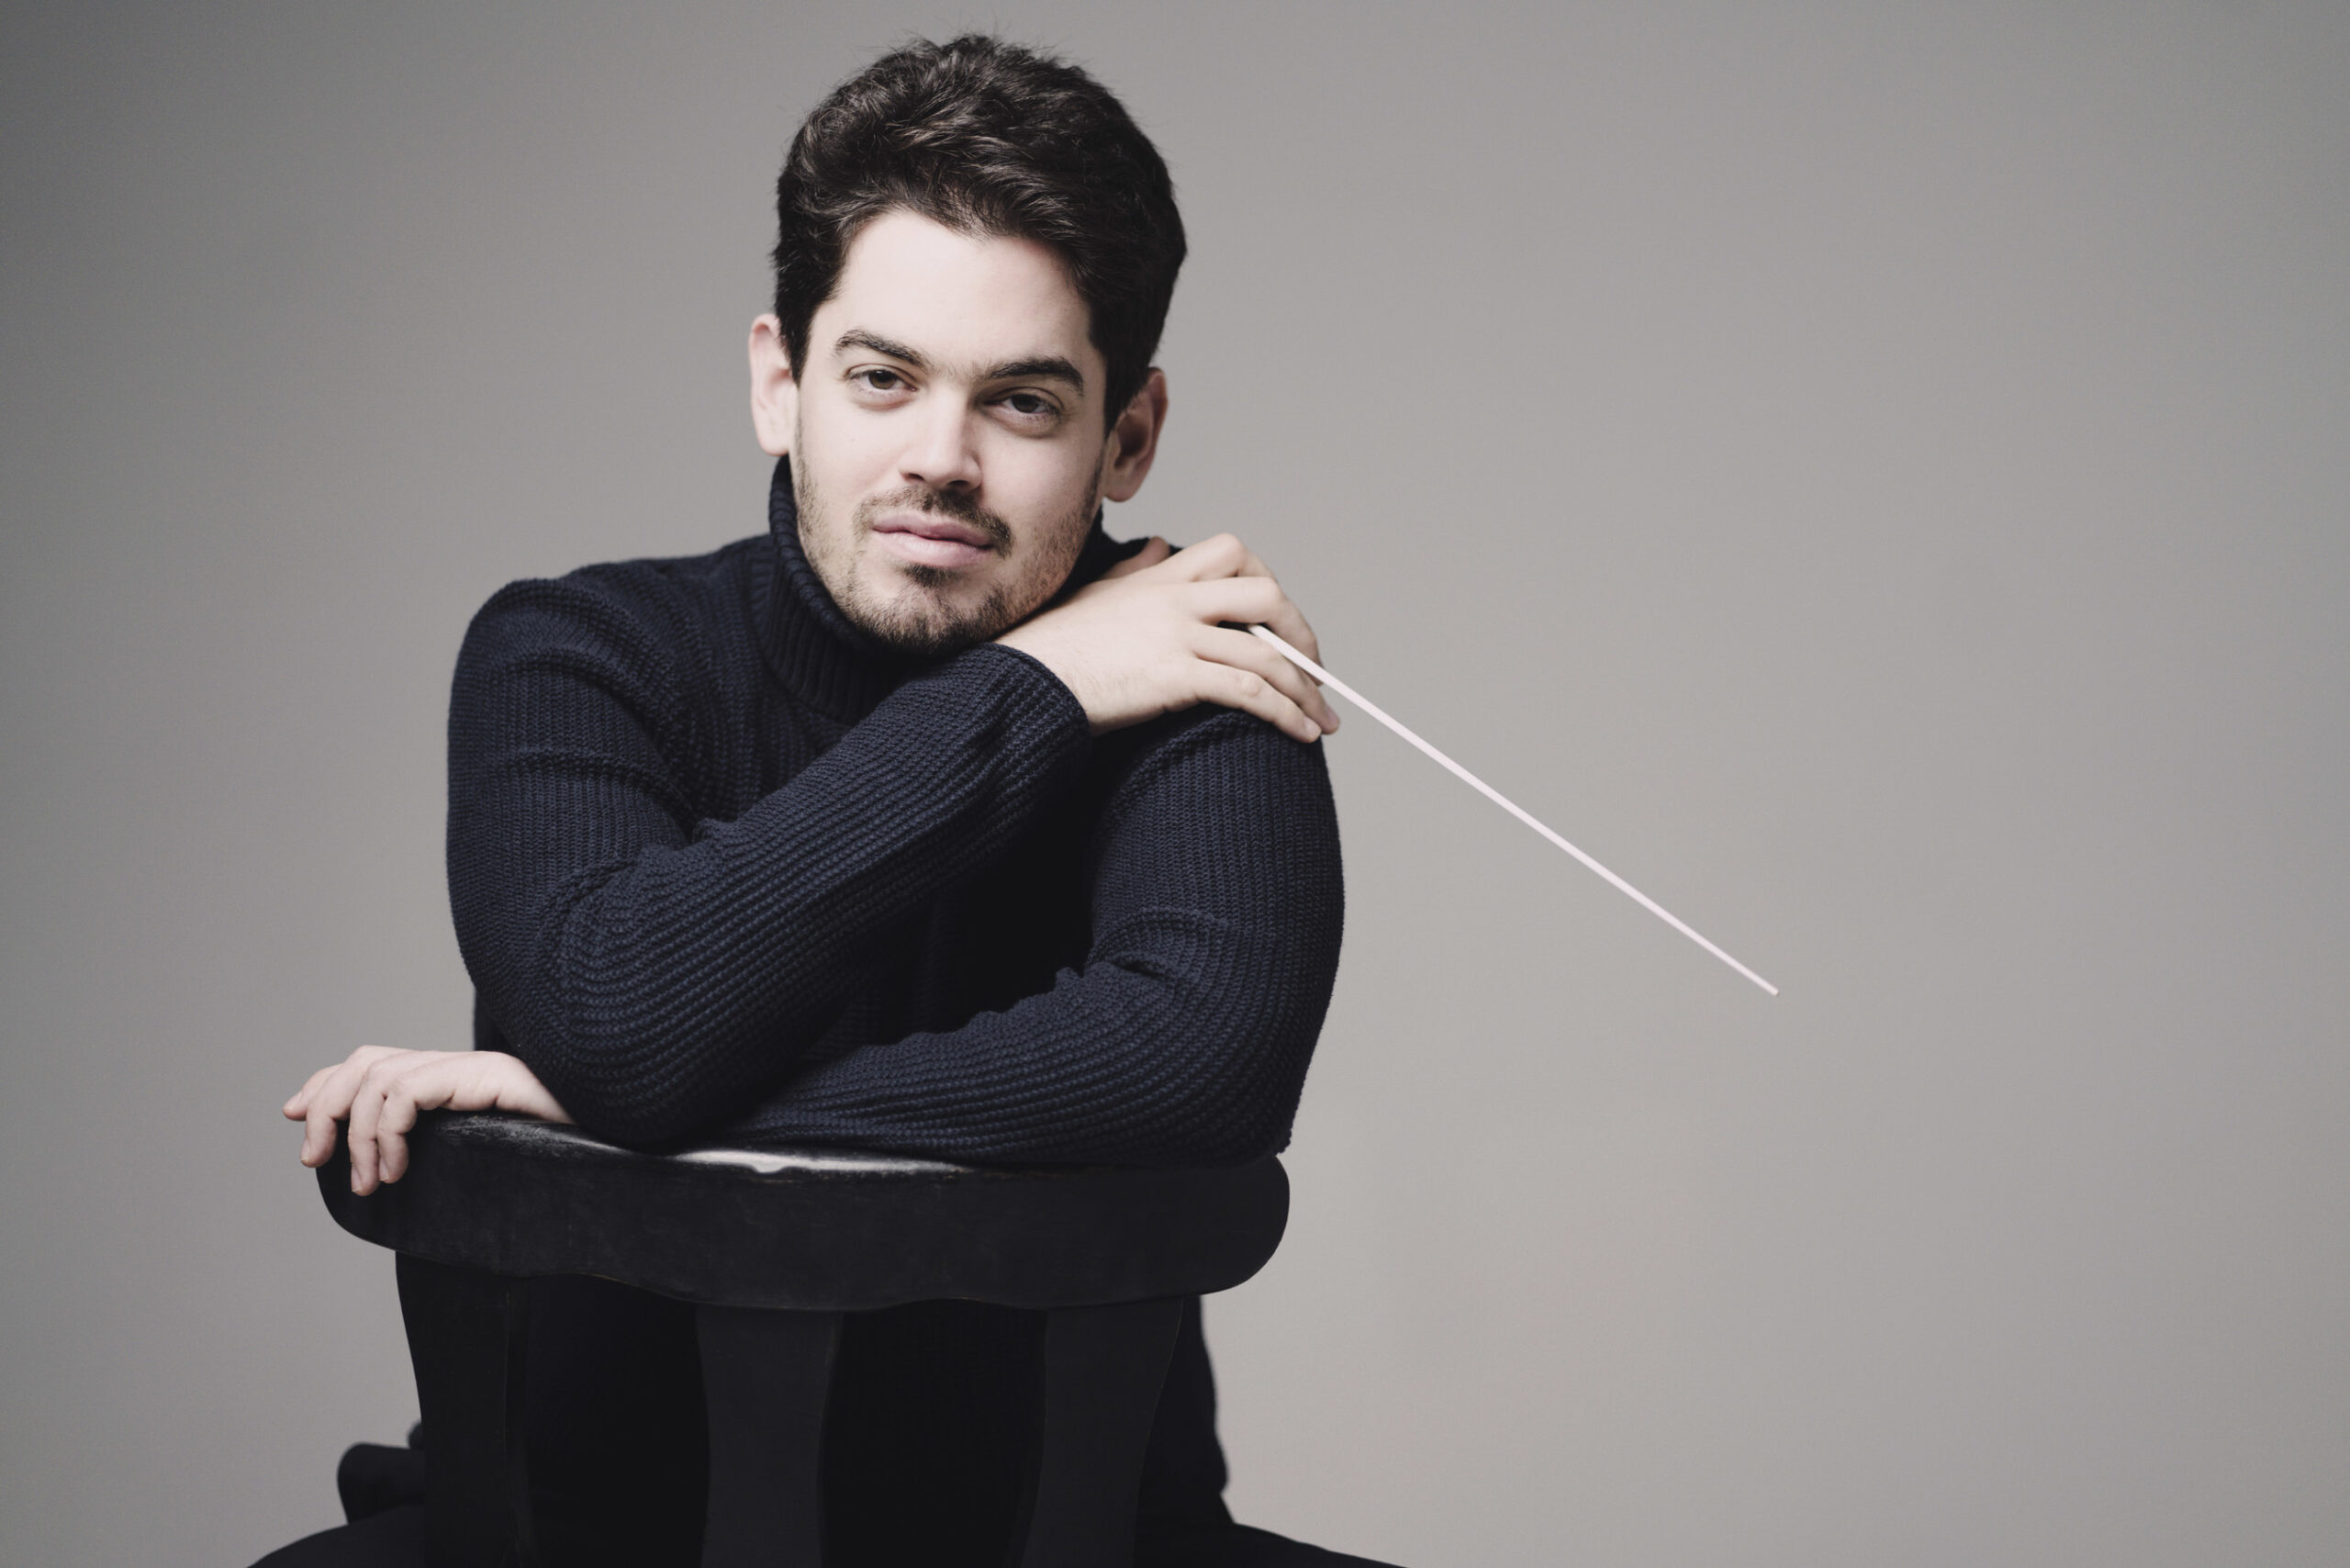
[818,209,1098,376]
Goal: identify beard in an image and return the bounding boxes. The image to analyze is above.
[794,449,1101,660]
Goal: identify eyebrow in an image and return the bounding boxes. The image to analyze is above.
[833,330,1088,394]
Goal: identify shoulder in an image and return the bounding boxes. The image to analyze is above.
[1093,703,1337,820]
[450,539,769,777]
[462,537,764,662]
[1080,705,1344,931]
[454,537,769,706]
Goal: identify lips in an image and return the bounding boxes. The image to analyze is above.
[872,514,993,548]
[870,512,998,570]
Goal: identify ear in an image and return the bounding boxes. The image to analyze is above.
[1099,367,1169,504]
[748,315,798,456]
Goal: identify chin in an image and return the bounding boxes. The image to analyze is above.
[847,569,1022,659]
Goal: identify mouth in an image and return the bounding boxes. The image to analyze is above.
[869,512,999,571]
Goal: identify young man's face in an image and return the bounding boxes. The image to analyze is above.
[749,208,1163,655]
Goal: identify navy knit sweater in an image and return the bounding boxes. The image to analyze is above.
[438,460,1348,1562]
[449,458,1344,1164]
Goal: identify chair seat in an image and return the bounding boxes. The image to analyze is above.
[317,1112,1288,1311]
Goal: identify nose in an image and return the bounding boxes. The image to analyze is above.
[899,394,981,493]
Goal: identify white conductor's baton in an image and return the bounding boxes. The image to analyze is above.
[1248,623,1778,997]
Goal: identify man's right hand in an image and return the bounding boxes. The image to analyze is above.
[995,533,1341,744]
[284,1045,572,1196]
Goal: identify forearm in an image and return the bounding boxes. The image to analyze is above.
[726,913,1337,1166]
[453,636,1091,1145]
[725,710,1346,1165]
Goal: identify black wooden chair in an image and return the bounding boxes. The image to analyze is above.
[314,1112,1289,1568]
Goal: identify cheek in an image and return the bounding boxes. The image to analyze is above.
[798,399,899,498]
[989,436,1104,541]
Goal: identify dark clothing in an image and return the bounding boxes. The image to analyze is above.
[500,1281,1257,1564]
[450,460,1346,1165]
[355,458,1349,1563]
[259,1294,1395,1568]
[259,1503,1396,1568]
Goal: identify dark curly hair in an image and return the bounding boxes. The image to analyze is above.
[772,34,1186,422]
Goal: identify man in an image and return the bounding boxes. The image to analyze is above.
[274,34,1385,1568]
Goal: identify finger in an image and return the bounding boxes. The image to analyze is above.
[1193,577,1325,669]
[375,1076,425,1185]
[1180,578,1326,666]
[301,1073,350,1164]
[284,1062,337,1119]
[289,1044,388,1120]
[1100,535,1171,579]
[301,1054,382,1166]
[300,1047,400,1166]
[1234,633,1338,733]
[1181,575,1289,625]
[1159,532,1263,583]
[346,1063,403,1195]
[1229,577,1324,668]
[1192,657,1323,745]
[299,1101,341,1169]
[308,1045,397,1121]
[1196,626,1340,732]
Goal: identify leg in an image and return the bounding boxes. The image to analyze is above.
[395,1254,536,1568]
[1017,1297,1187,1568]
[695,1305,842,1568]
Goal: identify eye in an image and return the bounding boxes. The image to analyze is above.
[852,367,906,393]
[997,390,1060,424]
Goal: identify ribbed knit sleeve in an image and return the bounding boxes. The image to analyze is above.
[447,575,1091,1146]
[729,706,1346,1167]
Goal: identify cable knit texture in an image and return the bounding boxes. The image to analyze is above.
[448,457,1345,1163]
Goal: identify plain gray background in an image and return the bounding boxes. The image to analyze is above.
[4,3,2344,1563]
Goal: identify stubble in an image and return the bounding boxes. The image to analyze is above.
[795,452,1101,659]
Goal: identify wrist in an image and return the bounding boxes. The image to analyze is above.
[981,634,1097,733]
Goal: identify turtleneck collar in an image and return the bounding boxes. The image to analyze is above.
[757,455,906,721]
[754,454,1142,723]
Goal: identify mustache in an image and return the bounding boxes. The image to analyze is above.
[856,486,1014,550]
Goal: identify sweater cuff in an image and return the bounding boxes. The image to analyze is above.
[946,641,1092,758]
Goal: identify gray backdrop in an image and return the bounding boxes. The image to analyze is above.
[4,3,2344,1563]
